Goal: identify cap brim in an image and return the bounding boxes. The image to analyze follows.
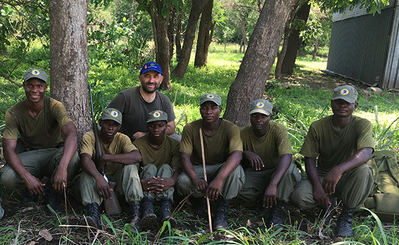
[200,100,220,106]
[146,118,168,123]
[332,96,356,103]
[250,109,271,116]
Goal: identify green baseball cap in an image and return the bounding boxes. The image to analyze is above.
[146,110,168,123]
[249,99,273,116]
[100,108,122,125]
[24,68,47,83]
[200,93,222,106]
[332,85,358,103]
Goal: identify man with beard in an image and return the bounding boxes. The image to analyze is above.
[238,99,301,228]
[108,62,176,141]
[80,108,142,229]
[133,110,181,230]
[176,93,244,230]
[1,68,79,212]
[290,85,374,237]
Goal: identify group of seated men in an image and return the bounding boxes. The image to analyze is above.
[0,62,374,237]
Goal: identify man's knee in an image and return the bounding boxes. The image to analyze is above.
[290,182,316,210]
[176,172,192,195]
[0,168,20,189]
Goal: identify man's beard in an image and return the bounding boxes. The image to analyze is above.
[142,82,160,93]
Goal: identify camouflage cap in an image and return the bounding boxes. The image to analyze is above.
[200,93,222,106]
[146,110,168,123]
[249,99,273,116]
[100,108,122,125]
[332,85,358,103]
[24,68,47,83]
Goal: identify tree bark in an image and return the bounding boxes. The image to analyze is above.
[194,0,214,67]
[175,11,183,61]
[280,1,311,75]
[224,0,297,127]
[172,0,207,78]
[49,0,90,141]
[146,0,171,90]
[168,6,176,62]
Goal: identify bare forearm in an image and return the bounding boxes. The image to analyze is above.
[3,139,30,179]
[103,150,142,165]
[182,153,199,181]
[165,121,175,135]
[80,154,103,179]
[333,147,373,174]
[59,122,78,169]
[305,157,322,189]
[215,150,242,181]
[269,154,292,186]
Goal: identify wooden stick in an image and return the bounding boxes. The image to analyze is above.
[199,128,213,233]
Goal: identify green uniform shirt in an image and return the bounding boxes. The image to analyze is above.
[133,135,181,169]
[180,119,243,165]
[300,115,375,171]
[3,96,71,149]
[81,131,137,175]
[241,122,292,169]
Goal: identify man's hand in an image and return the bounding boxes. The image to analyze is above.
[193,177,208,192]
[313,185,331,208]
[206,177,223,201]
[263,183,278,208]
[141,177,175,193]
[245,151,264,171]
[53,166,68,191]
[322,167,342,195]
[23,173,45,195]
[132,131,146,140]
[95,176,112,199]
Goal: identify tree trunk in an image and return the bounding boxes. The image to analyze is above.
[312,39,319,60]
[168,6,176,62]
[175,11,183,61]
[147,1,171,90]
[224,0,297,127]
[172,0,207,78]
[194,0,214,67]
[239,17,247,54]
[280,1,311,75]
[49,0,90,141]
[275,21,292,79]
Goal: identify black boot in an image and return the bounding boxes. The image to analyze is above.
[213,198,228,230]
[191,197,207,219]
[160,199,177,227]
[270,203,283,229]
[336,206,355,237]
[86,203,101,229]
[46,186,63,213]
[129,202,140,231]
[140,197,157,230]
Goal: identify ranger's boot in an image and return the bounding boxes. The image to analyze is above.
[86,203,101,229]
[191,197,207,219]
[336,206,355,237]
[46,186,63,213]
[160,199,177,227]
[213,198,228,230]
[129,202,140,232]
[270,202,283,229]
[140,197,158,230]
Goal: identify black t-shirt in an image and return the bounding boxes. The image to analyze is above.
[108,86,175,139]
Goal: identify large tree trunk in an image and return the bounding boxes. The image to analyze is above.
[49,0,90,141]
[172,0,207,78]
[224,0,297,127]
[147,1,171,90]
[239,17,247,54]
[194,0,214,67]
[168,6,176,62]
[175,11,183,61]
[280,1,311,75]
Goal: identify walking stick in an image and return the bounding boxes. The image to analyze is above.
[199,128,213,233]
